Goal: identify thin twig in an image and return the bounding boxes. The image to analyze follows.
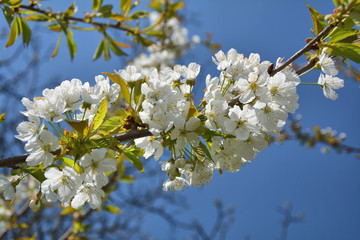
[0,129,152,168]
[270,23,337,76]
[19,4,138,35]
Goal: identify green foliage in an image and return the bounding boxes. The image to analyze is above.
[325,42,360,63]
[104,72,131,105]
[307,4,325,35]
[92,98,108,131]
[0,113,6,124]
[103,205,122,214]
[123,147,144,173]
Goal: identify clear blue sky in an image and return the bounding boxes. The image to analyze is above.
[1,0,359,239]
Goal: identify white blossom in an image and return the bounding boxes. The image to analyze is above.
[318,74,344,100]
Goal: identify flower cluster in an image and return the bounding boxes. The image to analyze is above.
[317,49,344,100]
[14,76,119,209]
[9,47,344,208]
[134,49,300,191]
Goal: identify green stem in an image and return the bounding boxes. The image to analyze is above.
[48,121,62,136]
[299,82,320,86]
[298,65,316,77]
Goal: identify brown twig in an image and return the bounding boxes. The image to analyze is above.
[19,4,138,35]
[0,129,152,168]
[270,23,337,76]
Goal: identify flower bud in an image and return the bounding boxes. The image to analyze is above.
[29,199,41,212]
[175,157,186,168]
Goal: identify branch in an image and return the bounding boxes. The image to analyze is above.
[19,4,138,35]
[0,129,152,168]
[270,23,337,76]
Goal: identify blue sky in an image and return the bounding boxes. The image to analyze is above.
[1,0,359,239]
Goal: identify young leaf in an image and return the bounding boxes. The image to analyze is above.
[71,26,96,31]
[24,167,46,183]
[21,18,31,46]
[92,0,103,10]
[107,35,127,56]
[7,0,22,7]
[128,10,149,19]
[51,32,63,60]
[93,39,104,61]
[5,15,19,48]
[59,157,81,173]
[103,38,110,61]
[103,205,122,214]
[98,116,124,133]
[133,80,142,105]
[48,23,62,32]
[64,2,76,18]
[25,14,49,21]
[120,0,132,16]
[307,4,325,35]
[349,3,360,28]
[92,98,108,131]
[0,113,6,124]
[89,135,120,150]
[99,4,113,17]
[66,29,77,61]
[145,30,166,39]
[103,72,131,104]
[123,148,144,173]
[66,120,89,136]
[2,5,14,26]
[329,28,359,42]
[325,42,360,63]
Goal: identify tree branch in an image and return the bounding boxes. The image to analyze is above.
[0,129,152,168]
[19,4,138,35]
[270,22,337,76]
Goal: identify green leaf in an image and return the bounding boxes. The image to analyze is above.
[92,0,103,10]
[123,148,144,173]
[98,116,124,133]
[7,0,22,7]
[24,167,46,183]
[66,120,89,136]
[71,26,96,31]
[133,80,142,106]
[128,10,149,19]
[5,15,20,48]
[107,35,127,56]
[2,5,14,26]
[66,29,77,61]
[329,28,359,42]
[307,4,325,35]
[145,30,166,39]
[99,4,113,17]
[64,2,76,17]
[92,98,108,131]
[0,113,6,124]
[349,3,360,28]
[103,72,131,104]
[103,37,110,60]
[89,135,120,150]
[51,32,63,60]
[25,14,49,21]
[325,42,360,63]
[21,18,31,46]
[93,39,104,61]
[58,157,81,173]
[120,0,132,16]
[47,23,62,32]
[103,205,122,214]
[148,1,162,11]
